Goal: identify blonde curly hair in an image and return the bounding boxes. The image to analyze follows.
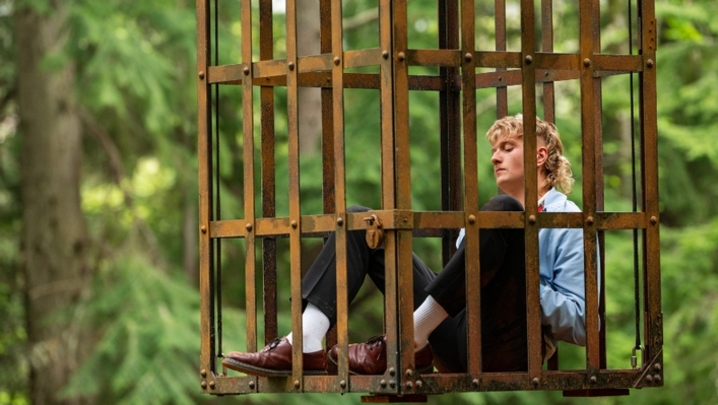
[485,114,574,195]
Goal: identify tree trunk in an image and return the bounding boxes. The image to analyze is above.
[16,4,91,405]
[297,0,322,155]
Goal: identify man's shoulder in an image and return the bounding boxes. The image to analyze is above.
[545,189,581,213]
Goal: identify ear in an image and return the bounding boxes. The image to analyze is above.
[536,146,548,167]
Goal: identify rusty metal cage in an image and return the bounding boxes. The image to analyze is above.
[196,0,662,398]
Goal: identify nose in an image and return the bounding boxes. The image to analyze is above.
[491,150,501,165]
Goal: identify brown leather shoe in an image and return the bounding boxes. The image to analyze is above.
[222,337,327,377]
[328,335,434,375]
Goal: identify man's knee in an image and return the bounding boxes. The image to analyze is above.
[481,195,523,212]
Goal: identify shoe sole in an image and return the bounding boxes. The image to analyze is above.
[327,351,434,375]
[222,358,327,377]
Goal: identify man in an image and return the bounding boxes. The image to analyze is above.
[222,114,586,376]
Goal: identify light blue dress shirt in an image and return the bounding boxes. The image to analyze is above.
[455,188,589,346]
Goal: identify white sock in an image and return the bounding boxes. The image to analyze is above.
[413,295,449,348]
[286,302,331,353]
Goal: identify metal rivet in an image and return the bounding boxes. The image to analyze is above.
[336,217,343,226]
[246,223,252,231]
[654,374,662,383]
[389,367,396,376]
[472,379,479,387]
[389,380,396,388]
[406,382,413,389]
[532,377,539,386]
[650,216,658,225]
[653,363,662,371]
[201,369,207,377]
[288,61,295,71]
[382,50,389,59]
[199,71,205,79]
[340,380,346,388]
[468,215,476,225]
[294,380,301,388]
[380,379,387,388]
[647,59,654,68]
[398,52,405,61]
[645,375,653,383]
[243,66,250,75]
[587,216,594,225]
[201,225,207,234]
[291,220,298,229]
[201,381,207,389]
[209,381,216,389]
[249,381,255,389]
[498,76,503,81]
[464,52,473,62]
[416,380,423,388]
[590,376,597,384]
[406,369,413,377]
[528,215,536,225]
[583,58,591,67]
[334,56,341,66]
[525,55,533,64]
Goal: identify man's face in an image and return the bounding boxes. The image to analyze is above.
[490,135,525,195]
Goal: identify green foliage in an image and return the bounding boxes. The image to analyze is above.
[60,247,203,404]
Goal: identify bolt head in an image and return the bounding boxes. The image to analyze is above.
[464,52,473,62]
[249,381,255,389]
[528,215,536,225]
[288,61,295,71]
[398,52,405,61]
[468,215,476,224]
[382,50,389,59]
[337,217,344,226]
[525,55,533,64]
[334,56,341,66]
[199,71,205,79]
[243,66,250,75]
[583,58,591,67]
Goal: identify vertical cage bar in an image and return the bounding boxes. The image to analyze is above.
[320,0,338,353]
[259,0,278,345]
[638,0,662,370]
[495,0,508,117]
[241,0,258,354]
[379,0,400,392]
[331,0,350,393]
[579,0,602,374]
[392,0,415,388]
[197,0,214,374]
[286,0,304,387]
[438,0,461,265]
[461,0,482,378]
[520,0,542,382]
[540,0,555,123]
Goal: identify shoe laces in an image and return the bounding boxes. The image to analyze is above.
[264,337,282,352]
[365,335,386,360]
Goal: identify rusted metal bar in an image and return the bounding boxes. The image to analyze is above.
[520,0,543,385]
[460,0,482,380]
[579,0,602,376]
[240,0,257,358]
[285,0,305,391]
[331,0,350,394]
[438,0,462,267]
[392,0,416,393]
[495,0,508,117]
[639,0,663,382]
[259,0,278,345]
[320,0,337,353]
[196,0,213,383]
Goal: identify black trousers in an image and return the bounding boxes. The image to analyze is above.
[301,195,527,372]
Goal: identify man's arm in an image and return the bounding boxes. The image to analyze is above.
[540,227,587,346]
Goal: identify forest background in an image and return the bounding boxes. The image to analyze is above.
[1,0,717,404]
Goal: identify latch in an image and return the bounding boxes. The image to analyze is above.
[364,214,384,249]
